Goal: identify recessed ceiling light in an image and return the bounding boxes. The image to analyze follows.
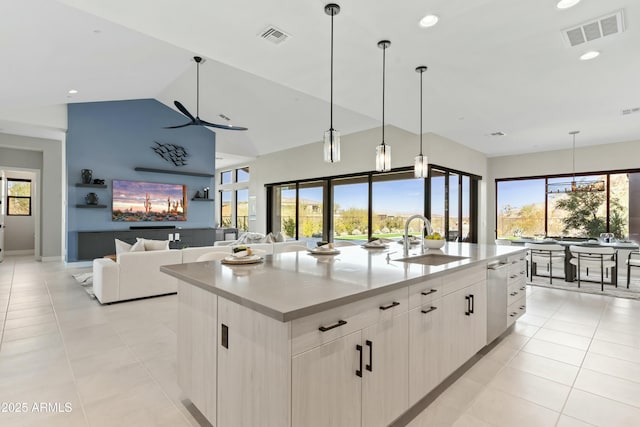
[68,89,78,94]
[419,14,439,28]
[489,131,506,137]
[556,0,581,9]
[580,51,600,60]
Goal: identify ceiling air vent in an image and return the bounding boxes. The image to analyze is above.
[259,26,290,44]
[562,10,625,47]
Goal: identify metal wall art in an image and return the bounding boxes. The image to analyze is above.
[151,141,189,166]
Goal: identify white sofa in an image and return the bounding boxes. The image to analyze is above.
[93,249,183,304]
[92,241,307,304]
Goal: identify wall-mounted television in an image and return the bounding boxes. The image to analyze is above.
[112,179,186,222]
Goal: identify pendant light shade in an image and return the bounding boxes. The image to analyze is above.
[375,40,391,172]
[324,4,341,163]
[414,65,428,178]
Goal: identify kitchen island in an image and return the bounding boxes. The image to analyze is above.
[161,243,527,427]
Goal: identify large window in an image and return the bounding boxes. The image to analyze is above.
[7,179,32,216]
[497,170,637,239]
[298,182,324,241]
[372,171,424,239]
[218,166,250,229]
[267,166,480,244]
[333,177,368,241]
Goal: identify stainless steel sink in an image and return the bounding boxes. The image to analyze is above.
[394,253,469,266]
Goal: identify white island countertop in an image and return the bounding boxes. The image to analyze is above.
[160,243,526,322]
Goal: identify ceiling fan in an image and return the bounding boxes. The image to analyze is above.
[165,56,248,131]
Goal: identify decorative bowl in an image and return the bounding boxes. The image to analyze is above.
[424,239,445,249]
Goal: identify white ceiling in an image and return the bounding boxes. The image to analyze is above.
[2,0,639,166]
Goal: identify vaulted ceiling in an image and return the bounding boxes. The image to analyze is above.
[2,0,639,167]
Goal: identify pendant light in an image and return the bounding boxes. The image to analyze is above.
[323,4,341,163]
[375,40,391,172]
[545,131,605,193]
[414,66,428,178]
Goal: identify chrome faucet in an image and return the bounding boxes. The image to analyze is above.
[403,214,433,257]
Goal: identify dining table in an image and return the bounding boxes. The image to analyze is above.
[510,238,639,284]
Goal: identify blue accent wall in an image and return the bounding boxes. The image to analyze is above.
[66,98,216,261]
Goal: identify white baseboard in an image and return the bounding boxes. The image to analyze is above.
[41,256,63,262]
[65,260,93,268]
[4,250,35,256]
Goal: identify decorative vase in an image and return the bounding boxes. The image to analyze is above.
[81,169,93,184]
[85,192,99,205]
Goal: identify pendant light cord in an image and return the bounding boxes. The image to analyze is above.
[419,69,423,155]
[382,43,386,145]
[572,133,575,182]
[196,60,200,117]
[330,10,334,131]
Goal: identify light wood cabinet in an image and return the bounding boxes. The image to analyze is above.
[408,298,442,406]
[362,311,409,427]
[176,255,525,427]
[217,297,291,427]
[177,282,217,422]
[292,331,362,427]
[440,279,488,377]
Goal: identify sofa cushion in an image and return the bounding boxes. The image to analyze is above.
[130,239,146,252]
[137,238,170,251]
[115,239,132,255]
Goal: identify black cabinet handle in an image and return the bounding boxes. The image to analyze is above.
[421,289,438,296]
[221,324,229,349]
[379,301,400,311]
[318,320,347,332]
[421,306,438,314]
[365,340,373,372]
[509,274,518,279]
[510,291,518,296]
[469,294,475,314]
[520,305,526,310]
[465,296,470,316]
[356,344,363,377]
[520,286,526,291]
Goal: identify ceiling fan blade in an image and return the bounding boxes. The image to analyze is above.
[174,101,196,121]
[199,119,248,131]
[164,122,194,129]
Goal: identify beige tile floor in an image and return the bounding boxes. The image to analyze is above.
[1,255,640,426]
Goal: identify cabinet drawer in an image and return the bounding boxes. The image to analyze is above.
[507,252,527,265]
[291,287,408,355]
[507,296,526,327]
[440,265,487,297]
[508,261,526,280]
[408,277,443,309]
[507,283,525,306]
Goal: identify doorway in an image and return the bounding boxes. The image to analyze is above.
[0,168,40,260]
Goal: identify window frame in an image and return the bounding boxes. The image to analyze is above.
[7,178,32,216]
[266,165,481,243]
[495,167,639,239]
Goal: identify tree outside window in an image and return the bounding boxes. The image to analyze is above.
[7,179,32,216]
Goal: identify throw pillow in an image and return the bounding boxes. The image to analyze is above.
[262,232,275,243]
[130,239,146,252]
[114,239,132,255]
[275,231,286,242]
[137,238,170,251]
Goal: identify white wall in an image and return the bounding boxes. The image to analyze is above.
[4,170,36,252]
[0,134,64,260]
[219,125,489,243]
[486,138,640,241]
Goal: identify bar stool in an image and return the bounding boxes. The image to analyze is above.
[569,245,617,291]
[627,251,640,288]
[525,243,565,284]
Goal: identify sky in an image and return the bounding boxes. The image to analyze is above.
[497,179,546,210]
[113,180,185,212]
[284,178,456,216]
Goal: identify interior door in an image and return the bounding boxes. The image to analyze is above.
[0,171,5,262]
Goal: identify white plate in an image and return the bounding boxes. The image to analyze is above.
[308,248,340,255]
[221,255,264,265]
[363,243,388,249]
